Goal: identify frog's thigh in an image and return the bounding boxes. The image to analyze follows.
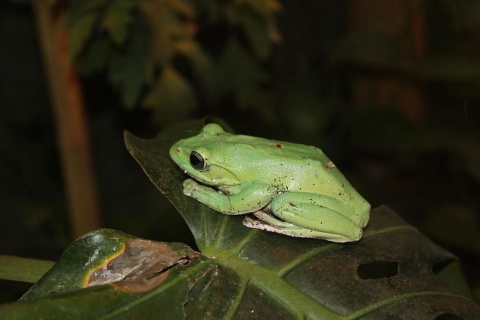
[279,191,360,223]
[244,213,356,242]
[270,192,362,241]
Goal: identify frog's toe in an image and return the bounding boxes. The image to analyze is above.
[182,179,197,196]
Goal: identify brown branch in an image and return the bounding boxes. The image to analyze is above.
[32,0,101,237]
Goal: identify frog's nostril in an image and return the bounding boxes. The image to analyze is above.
[176,147,182,153]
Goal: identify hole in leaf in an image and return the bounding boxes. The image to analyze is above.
[432,258,456,275]
[357,261,399,279]
[435,312,464,320]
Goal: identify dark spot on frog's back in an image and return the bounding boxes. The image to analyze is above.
[271,143,283,149]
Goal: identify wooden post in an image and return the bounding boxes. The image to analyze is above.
[32,0,101,237]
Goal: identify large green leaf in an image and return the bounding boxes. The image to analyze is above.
[2,119,479,319]
[0,229,205,319]
[123,119,480,318]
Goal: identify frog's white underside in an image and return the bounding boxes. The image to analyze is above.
[242,211,361,243]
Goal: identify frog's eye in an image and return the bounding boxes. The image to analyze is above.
[190,151,206,170]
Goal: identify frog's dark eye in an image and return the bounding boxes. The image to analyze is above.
[190,151,206,170]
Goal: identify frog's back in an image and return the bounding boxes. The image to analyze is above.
[230,135,364,206]
[232,134,326,162]
[229,136,338,181]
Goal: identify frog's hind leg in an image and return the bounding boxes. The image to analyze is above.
[266,192,364,242]
[242,192,366,242]
[243,211,357,242]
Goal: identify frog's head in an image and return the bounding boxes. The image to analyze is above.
[170,123,240,186]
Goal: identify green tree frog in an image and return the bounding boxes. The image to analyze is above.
[170,123,370,242]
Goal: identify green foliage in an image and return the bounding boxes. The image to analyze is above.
[31,0,480,307]
[102,0,136,45]
[62,0,281,124]
[121,119,480,318]
[0,256,54,284]
[110,12,151,108]
[1,120,480,319]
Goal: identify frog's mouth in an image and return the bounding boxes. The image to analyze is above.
[179,163,238,187]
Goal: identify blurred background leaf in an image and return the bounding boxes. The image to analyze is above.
[63,0,281,125]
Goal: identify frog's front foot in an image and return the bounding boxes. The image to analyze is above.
[182,179,199,196]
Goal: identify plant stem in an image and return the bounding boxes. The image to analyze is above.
[32,0,101,237]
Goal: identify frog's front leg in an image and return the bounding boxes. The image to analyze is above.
[182,179,277,215]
